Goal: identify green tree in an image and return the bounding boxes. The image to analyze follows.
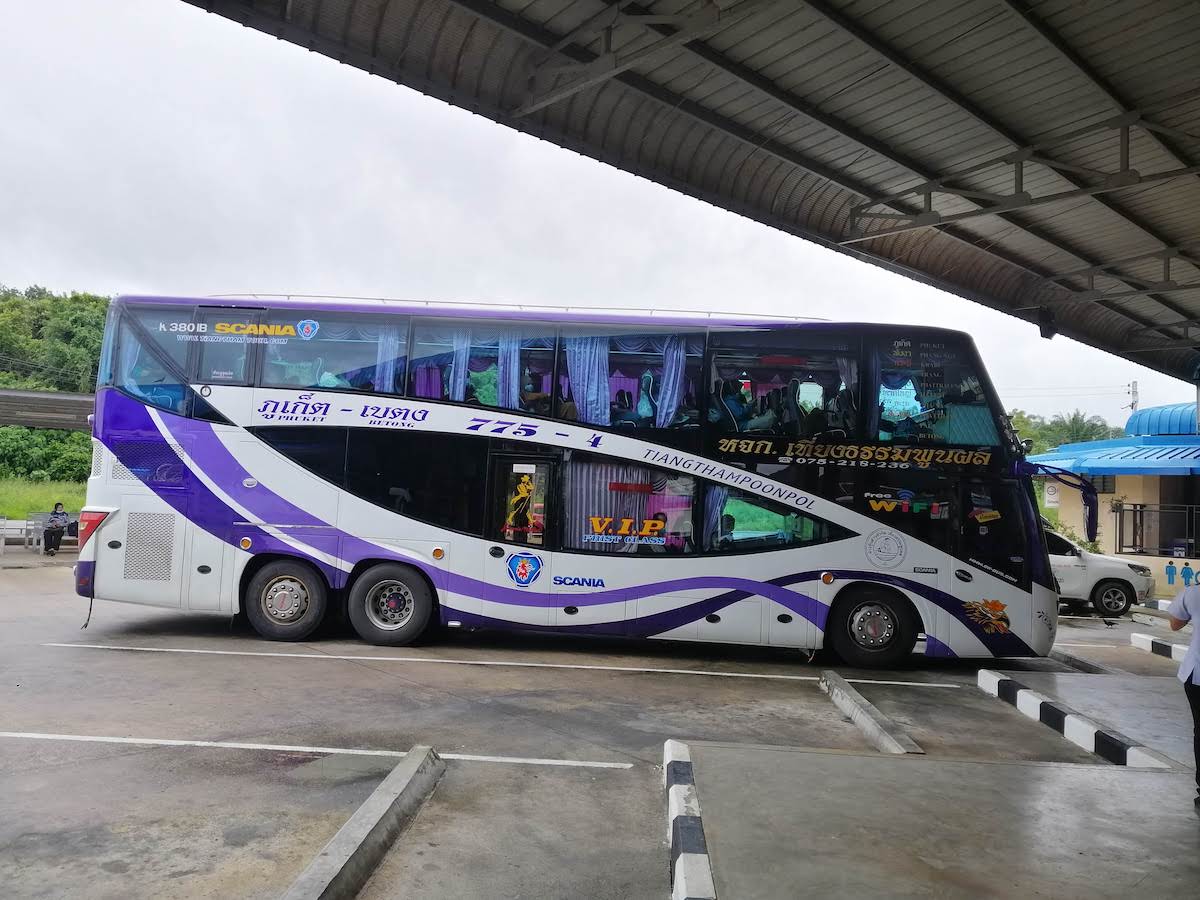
[1044,409,1124,446]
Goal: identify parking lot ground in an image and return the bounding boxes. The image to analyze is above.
[359,761,661,900]
[690,743,1200,900]
[850,680,1101,762]
[1052,612,1185,676]
[0,738,394,899]
[1005,672,1195,769]
[5,567,1184,898]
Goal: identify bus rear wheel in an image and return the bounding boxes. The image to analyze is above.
[827,586,918,669]
[245,560,328,641]
[348,564,434,646]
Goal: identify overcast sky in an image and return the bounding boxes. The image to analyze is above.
[0,0,1186,424]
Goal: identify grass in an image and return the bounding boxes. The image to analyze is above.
[0,478,87,520]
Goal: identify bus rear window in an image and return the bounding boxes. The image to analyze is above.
[874,335,999,446]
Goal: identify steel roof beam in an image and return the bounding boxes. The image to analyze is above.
[183,0,1184,356]
[843,163,1200,245]
[998,0,1200,181]
[581,0,1183,340]
[800,0,1195,327]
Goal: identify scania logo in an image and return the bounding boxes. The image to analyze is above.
[552,576,606,588]
[297,319,320,340]
[505,551,543,587]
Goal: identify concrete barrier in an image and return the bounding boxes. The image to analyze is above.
[663,740,716,900]
[818,670,923,755]
[282,746,445,900]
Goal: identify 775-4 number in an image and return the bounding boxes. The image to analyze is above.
[466,418,538,437]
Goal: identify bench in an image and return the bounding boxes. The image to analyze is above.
[24,512,79,553]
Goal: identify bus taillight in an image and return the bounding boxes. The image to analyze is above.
[77,510,110,549]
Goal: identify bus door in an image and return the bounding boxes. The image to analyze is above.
[956,479,1031,628]
[483,454,556,626]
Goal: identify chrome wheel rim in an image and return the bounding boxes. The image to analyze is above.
[848,601,895,650]
[366,580,415,631]
[261,575,310,624]
[1099,586,1128,613]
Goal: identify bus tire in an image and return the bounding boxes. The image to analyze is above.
[1091,580,1133,617]
[244,560,328,642]
[827,585,918,669]
[347,564,434,646]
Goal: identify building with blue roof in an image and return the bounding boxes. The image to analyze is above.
[1028,402,1200,593]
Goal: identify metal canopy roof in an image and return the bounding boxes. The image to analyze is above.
[184,0,1200,381]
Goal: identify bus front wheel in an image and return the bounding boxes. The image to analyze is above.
[827,586,918,669]
[348,564,434,646]
[245,560,328,641]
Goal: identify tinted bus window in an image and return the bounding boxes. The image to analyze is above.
[873,335,999,446]
[558,329,703,428]
[261,312,408,394]
[701,485,851,553]
[255,427,347,486]
[563,455,695,554]
[708,330,858,438]
[409,321,555,413]
[113,308,190,415]
[345,430,488,534]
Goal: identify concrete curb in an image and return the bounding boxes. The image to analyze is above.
[1138,600,1174,611]
[818,670,923,755]
[663,740,716,900]
[1048,647,1126,675]
[282,746,445,900]
[976,670,1172,769]
[1130,632,1188,662]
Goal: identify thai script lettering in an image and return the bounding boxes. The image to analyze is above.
[360,404,430,428]
[257,394,331,423]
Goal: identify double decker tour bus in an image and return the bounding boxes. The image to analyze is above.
[75,295,1056,667]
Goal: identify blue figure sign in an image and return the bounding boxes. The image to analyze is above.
[1182,562,1194,587]
[1165,561,1177,587]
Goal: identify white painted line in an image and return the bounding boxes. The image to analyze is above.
[1055,642,1118,648]
[0,731,633,770]
[43,642,961,688]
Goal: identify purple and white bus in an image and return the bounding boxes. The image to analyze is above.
[75,295,1056,667]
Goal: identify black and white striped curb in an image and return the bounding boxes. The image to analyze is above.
[1131,632,1188,661]
[977,670,1172,768]
[664,740,716,900]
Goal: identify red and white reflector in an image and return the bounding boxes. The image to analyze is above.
[77,510,110,549]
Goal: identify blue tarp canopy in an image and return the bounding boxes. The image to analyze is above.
[1028,436,1200,476]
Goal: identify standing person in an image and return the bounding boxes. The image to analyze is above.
[43,503,69,556]
[1168,586,1200,808]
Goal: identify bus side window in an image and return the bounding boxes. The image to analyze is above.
[701,486,852,553]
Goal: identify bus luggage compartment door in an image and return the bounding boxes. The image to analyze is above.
[93,494,185,608]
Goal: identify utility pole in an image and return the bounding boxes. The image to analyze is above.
[1126,380,1138,412]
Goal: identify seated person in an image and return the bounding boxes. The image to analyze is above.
[712,512,737,549]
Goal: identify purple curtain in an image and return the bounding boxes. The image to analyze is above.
[498,330,521,409]
[655,335,686,427]
[609,370,639,403]
[413,364,442,399]
[565,336,610,426]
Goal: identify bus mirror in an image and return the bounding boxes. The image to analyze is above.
[1021,438,1034,453]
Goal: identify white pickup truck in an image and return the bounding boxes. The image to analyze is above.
[1044,529,1155,616]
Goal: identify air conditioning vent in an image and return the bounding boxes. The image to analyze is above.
[122,512,175,581]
